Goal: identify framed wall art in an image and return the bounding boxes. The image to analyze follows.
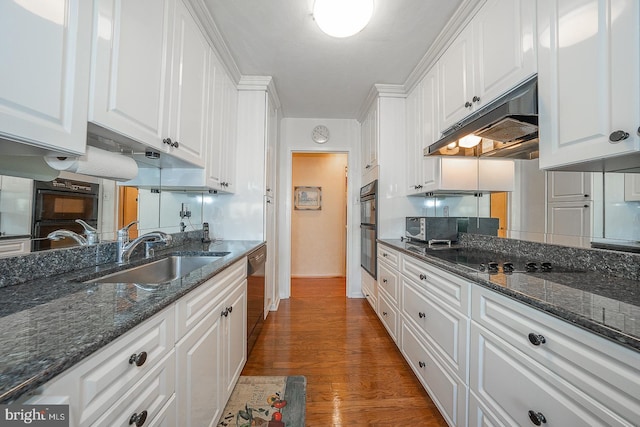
[294,186,322,210]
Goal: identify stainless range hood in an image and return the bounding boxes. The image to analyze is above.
[425,76,539,159]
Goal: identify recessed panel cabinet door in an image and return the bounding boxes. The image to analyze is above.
[537,0,640,169]
[89,0,173,150]
[0,0,92,155]
[166,0,208,167]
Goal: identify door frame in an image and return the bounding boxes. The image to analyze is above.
[279,149,357,299]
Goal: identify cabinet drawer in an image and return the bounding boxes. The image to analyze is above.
[401,277,468,379]
[472,286,640,424]
[361,271,376,311]
[37,306,175,426]
[377,292,398,343]
[470,323,629,426]
[377,261,399,301]
[400,321,467,427]
[176,257,247,339]
[401,254,470,314]
[377,244,399,269]
[93,351,176,427]
[0,239,30,258]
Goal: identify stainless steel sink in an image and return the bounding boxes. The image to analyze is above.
[88,254,228,284]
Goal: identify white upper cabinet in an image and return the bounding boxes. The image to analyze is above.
[89,0,172,154]
[439,0,537,132]
[165,0,209,167]
[361,100,379,177]
[438,25,475,130]
[406,82,423,194]
[0,0,93,155]
[90,0,208,168]
[422,157,514,194]
[407,66,442,195]
[537,0,640,171]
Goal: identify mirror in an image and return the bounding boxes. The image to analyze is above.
[417,157,640,252]
[2,154,639,257]
[0,163,215,257]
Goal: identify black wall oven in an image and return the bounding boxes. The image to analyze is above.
[32,178,99,251]
[360,180,377,278]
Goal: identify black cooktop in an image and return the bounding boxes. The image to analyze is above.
[404,242,585,276]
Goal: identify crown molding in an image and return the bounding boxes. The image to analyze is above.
[186,0,242,84]
[404,0,486,94]
[238,76,282,110]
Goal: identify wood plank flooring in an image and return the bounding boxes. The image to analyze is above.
[242,277,448,427]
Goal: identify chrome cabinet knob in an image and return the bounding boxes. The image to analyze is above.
[609,130,629,143]
[472,95,481,102]
[465,101,472,108]
[418,361,426,368]
[418,312,426,318]
[419,274,427,280]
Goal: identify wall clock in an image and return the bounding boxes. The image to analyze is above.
[311,125,330,144]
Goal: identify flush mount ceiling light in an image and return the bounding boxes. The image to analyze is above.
[313,0,374,38]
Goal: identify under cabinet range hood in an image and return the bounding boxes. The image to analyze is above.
[425,76,539,159]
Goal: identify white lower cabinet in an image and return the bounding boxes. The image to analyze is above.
[25,257,249,427]
[375,244,640,427]
[401,321,468,427]
[175,258,247,427]
[0,239,30,258]
[361,267,377,310]
[176,305,223,427]
[470,286,640,426]
[376,243,469,426]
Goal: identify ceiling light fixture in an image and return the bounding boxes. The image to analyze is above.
[313,0,374,38]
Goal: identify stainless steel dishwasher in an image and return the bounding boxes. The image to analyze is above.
[247,245,266,355]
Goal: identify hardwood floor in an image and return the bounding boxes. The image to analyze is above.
[242,277,448,427]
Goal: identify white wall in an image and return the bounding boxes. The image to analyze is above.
[278,118,361,298]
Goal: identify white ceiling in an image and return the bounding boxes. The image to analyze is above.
[202,0,465,119]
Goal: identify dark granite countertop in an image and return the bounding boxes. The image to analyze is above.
[379,239,640,353]
[0,239,264,403]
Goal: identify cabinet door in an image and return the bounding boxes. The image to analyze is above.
[206,52,225,189]
[401,321,468,427]
[546,201,591,247]
[223,280,247,399]
[624,175,640,201]
[537,0,640,169]
[473,0,536,106]
[547,171,592,202]
[438,25,475,131]
[176,307,224,427]
[405,82,422,193]
[0,0,92,155]
[89,0,172,152]
[166,0,208,167]
[221,74,238,192]
[470,323,628,426]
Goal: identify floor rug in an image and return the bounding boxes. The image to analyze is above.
[217,376,306,427]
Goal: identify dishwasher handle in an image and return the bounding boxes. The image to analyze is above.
[248,246,267,275]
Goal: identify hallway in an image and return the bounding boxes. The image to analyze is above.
[242,278,448,426]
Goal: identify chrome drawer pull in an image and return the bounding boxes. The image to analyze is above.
[419,274,427,280]
[418,312,426,319]
[418,361,426,368]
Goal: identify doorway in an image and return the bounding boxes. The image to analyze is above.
[490,192,508,238]
[118,186,139,238]
[291,153,348,279]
